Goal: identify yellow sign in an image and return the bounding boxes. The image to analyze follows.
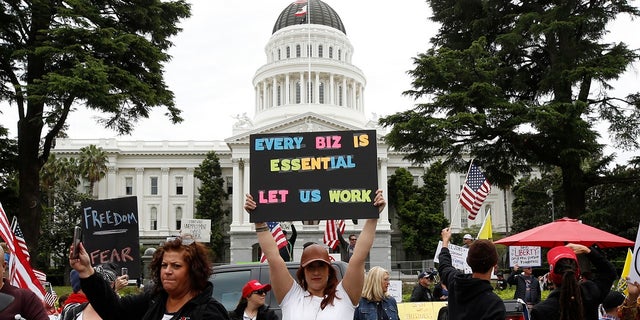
[397,302,447,320]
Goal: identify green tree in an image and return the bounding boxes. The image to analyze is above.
[194,151,228,262]
[388,162,448,259]
[79,145,108,197]
[380,0,640,219]
[0,125,18,214]
[511,169,563,233]
[0,1,190,261]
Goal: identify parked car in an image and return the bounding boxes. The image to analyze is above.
[209,261,348,318]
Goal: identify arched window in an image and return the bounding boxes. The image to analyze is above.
[296,45,301,57]
[286,46,291,58]
[176,207,182,230]
[150,207,158,230]
[318,45,323,58]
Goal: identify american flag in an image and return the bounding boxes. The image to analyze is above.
[323,219,345,250]
[11,217,30,261]
[260,222,288,263]
[44,286,58,307]
[459,163,492,220]
[0,203,46,300]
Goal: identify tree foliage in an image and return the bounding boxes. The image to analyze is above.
[0,126,18,214]
[388,162,448,260]
[194,151,228,263]
[380,0,640,219]
[0,0,191,261]
[79,145,109,197]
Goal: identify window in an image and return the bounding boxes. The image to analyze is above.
[307,44,311,57]
[296,45,301,57]
[176,207,182,230]
[175,176,183,195]
[295,81,301,103]
[125,177,133,195]
[338,86,343,106]
[277,85,281,106]
[329,47,333,59]
[277,49,281,60]
[338,49,341,61]
[319,83,324,104]
[318,45,323,57]
[150,207,158,230]
[286,46,291,58]
[150,177,158,195]
[226,176,233,197]
[307,81,313,103]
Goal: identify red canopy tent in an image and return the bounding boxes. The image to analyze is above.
[494,217,635,248]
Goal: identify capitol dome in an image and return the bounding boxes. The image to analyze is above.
[272,0,346,34]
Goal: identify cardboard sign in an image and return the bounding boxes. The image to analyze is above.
[249,130,379,222]
[509,246,542,267]
[81,196,141,279]
[631,223,640,283]
[181,219,211,243]
[397,302,448,320]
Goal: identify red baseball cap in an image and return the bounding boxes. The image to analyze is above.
[242,280,272,298]
[547,246,579,284]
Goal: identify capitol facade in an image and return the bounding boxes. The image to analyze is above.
[53,0,514,271]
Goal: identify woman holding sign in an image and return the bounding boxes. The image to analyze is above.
[245,189,385,320]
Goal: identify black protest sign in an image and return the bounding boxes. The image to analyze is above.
[249,130,379,222]
[80,196,141,279]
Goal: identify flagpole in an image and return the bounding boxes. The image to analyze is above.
[307,0,311,105]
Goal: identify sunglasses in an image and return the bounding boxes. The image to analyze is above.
[252,290,267,295]
[349,238,356,241]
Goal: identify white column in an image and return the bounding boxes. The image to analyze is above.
[262,81,268,109]
[160,167,170,231]
[255,86,259,111]
[242,159,251,226]
[351,82,356,110]
[231,158,242,226]
[186,168,194,219]
[315,72,320,104]
[300,72,305,104]
[329,74,335,105]
[377,158,391,230]
[135,168,144,234]
[358,85,364,111]
[272,77,277,107]
[342,77,347,106]
[285,74,290,104]
[106,166,117,198]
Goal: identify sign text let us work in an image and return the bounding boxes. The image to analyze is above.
[249,130,378,222]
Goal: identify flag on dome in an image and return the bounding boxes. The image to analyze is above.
[459,162,492,220]
[295,5,307,17]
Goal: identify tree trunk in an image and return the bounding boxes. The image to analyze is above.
[561,164,587,219]
[17,115,44,266]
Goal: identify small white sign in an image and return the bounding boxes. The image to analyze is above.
[508,246,542,267]
[181,219,211,243]
[434,241,470,273]
[387,280,403,303]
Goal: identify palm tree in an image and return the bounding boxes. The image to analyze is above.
[41,154,81,206]
[79,145,109,198]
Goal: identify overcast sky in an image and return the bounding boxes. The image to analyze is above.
[1,0,638,160]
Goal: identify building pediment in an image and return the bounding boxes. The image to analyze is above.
[225,112,366,145]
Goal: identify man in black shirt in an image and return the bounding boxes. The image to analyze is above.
[410,271,435,302]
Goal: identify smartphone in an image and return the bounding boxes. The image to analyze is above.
[121,267,128,277]
[71,226,82,259]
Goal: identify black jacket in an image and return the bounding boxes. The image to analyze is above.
[437,247,506,320]
[81,272,230,320]
[506,271,541,304]
[410,284,433,302]
[530,246,617,320]
[228,304,278,320]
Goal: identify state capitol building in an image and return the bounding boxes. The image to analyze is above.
[53,0,514,271]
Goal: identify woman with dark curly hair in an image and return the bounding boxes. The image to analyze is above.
[69,235,230,320]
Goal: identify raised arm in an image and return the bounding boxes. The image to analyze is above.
[342,189,385,305]
[244,194,294,303]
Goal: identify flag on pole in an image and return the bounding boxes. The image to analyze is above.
[260,222,288,263]
[10,216,30,261]
[44,286,58,308]
[323,219,345,250]
[476,212,493,240]
[615,248,633,294]
[294,5,307,17]
[459,163,492,220]
[0,203,46,300]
